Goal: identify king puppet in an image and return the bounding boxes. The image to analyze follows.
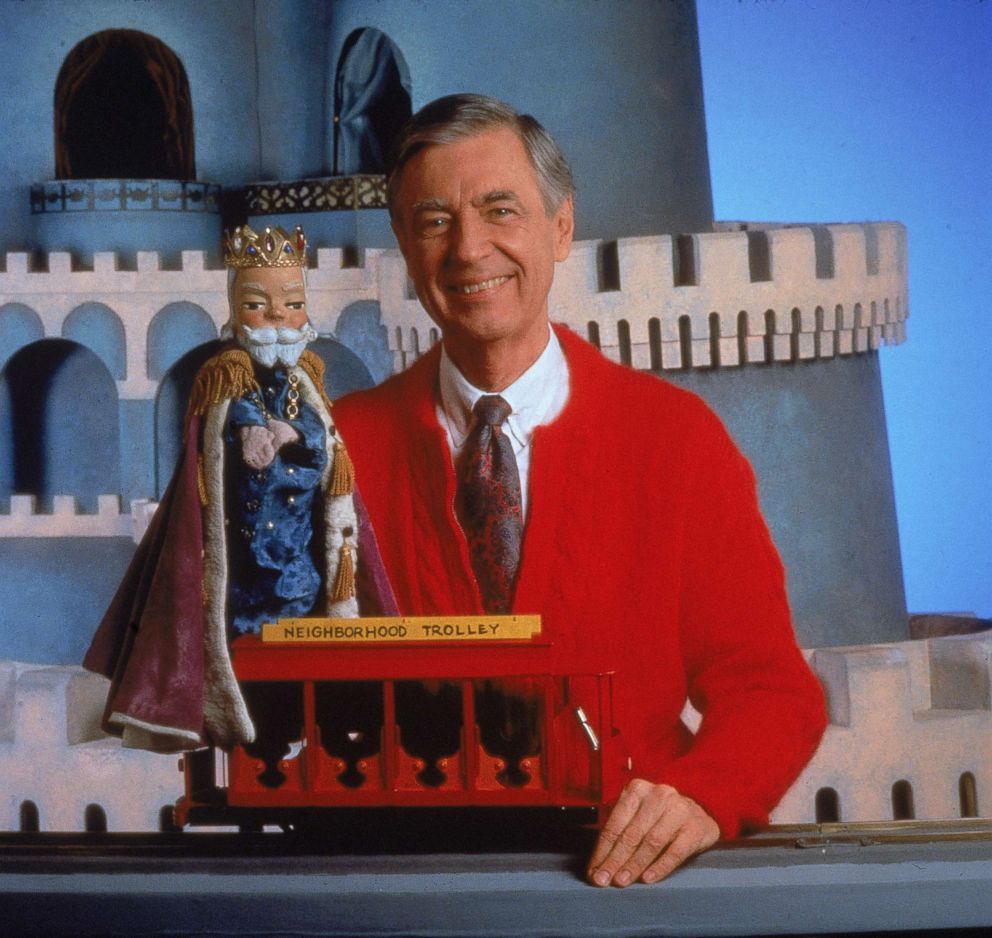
[85,225,395,753]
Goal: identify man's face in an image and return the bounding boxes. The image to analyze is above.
[391,127,574,362]
[233,265,309,335]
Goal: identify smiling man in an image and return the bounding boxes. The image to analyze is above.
[333,95,826,886]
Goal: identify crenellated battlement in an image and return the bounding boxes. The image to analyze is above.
[0,495,154,540]
[772,633,990,823]
[1,223,908,395]
[380,222,909,371]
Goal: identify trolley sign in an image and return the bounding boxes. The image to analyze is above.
[261,614,543,644]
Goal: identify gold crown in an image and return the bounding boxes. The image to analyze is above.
[223,224,307,269]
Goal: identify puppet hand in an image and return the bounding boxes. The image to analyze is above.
[240,424,276,469]
[587,780,719,887]
[267,418,300,450]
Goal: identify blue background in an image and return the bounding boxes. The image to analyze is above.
[697,0,991,618]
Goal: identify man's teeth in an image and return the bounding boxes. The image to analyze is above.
[456,276,509,295]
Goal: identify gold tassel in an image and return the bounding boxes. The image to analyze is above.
[330,542,355,602]
[197,454,209,507]
[328,441,355,496]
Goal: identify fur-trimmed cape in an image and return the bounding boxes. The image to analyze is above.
[84,345,396,752]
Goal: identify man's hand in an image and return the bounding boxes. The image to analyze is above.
[240,425,276,470]
[587,780,719,887]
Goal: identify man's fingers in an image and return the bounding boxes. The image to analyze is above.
[587,782,644,871]
[589,780,673,885]
[640,826,716,883]
[587,780,720,887]
[612,811,684,885]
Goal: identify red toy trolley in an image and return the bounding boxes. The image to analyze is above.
[175,615,631,828]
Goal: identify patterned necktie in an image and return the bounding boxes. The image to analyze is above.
[457,395,523,614]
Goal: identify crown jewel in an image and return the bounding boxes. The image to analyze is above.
[224,224,307,269]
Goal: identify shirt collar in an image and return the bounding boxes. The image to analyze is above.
[438,326,568,449]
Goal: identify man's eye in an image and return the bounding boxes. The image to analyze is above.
[242,301,266,311]
[287,302,306,310]
[489,206,516,220]
[420,216,448,232]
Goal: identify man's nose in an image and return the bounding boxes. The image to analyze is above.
[267,301,288,321]
[448,214,491,264]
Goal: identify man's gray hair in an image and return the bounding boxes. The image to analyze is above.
[385,94,575,218]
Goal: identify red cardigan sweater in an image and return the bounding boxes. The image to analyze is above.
[334,325,826,836]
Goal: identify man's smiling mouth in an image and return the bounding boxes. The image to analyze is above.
[452,275,511,295]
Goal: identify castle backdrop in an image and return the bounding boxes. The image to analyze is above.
[0,0,987,832]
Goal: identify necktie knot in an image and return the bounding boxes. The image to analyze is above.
[473,394,512,427]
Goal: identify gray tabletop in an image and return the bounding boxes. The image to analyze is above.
[2,828,991,937]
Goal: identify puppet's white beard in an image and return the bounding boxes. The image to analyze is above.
[238,323,317,368]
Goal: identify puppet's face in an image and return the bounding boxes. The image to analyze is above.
[233,266,309,334]
[232,266,315,368]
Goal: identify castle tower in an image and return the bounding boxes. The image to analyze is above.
[2,0,904,663]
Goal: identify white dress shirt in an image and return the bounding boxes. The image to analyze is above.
[436,328,570,519]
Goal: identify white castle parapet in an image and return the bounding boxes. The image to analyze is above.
[771,633,991,824]
[0,661,180,832]
[0,633,986,832]
[1,222,908,396]
[381,222,909,371]
[0,495,156,540]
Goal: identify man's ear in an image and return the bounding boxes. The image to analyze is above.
[554,197,575,262]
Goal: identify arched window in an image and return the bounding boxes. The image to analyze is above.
[761,309,778,364]
[959,772,978,818]
[708,312,721,368]
[586,321,601,350]
[648,317,662,372]
[55,29,194,179]
[84,803,108,833]
[617,319,632,366]
[677,315,693,370]
[334,29,412,175]
[736,310,750,366]
[19,800,40,832]
[892,779,915,821]
[815,787,841,823]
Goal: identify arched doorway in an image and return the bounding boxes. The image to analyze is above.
[309,337,374,399]
[63,303,127,380]
[155,340,224,497]
[55,29,194,179]
[147,302,218,381]
[0,339,120,511]
[334,28,412,175]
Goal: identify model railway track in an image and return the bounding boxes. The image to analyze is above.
[1,817,989,866]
